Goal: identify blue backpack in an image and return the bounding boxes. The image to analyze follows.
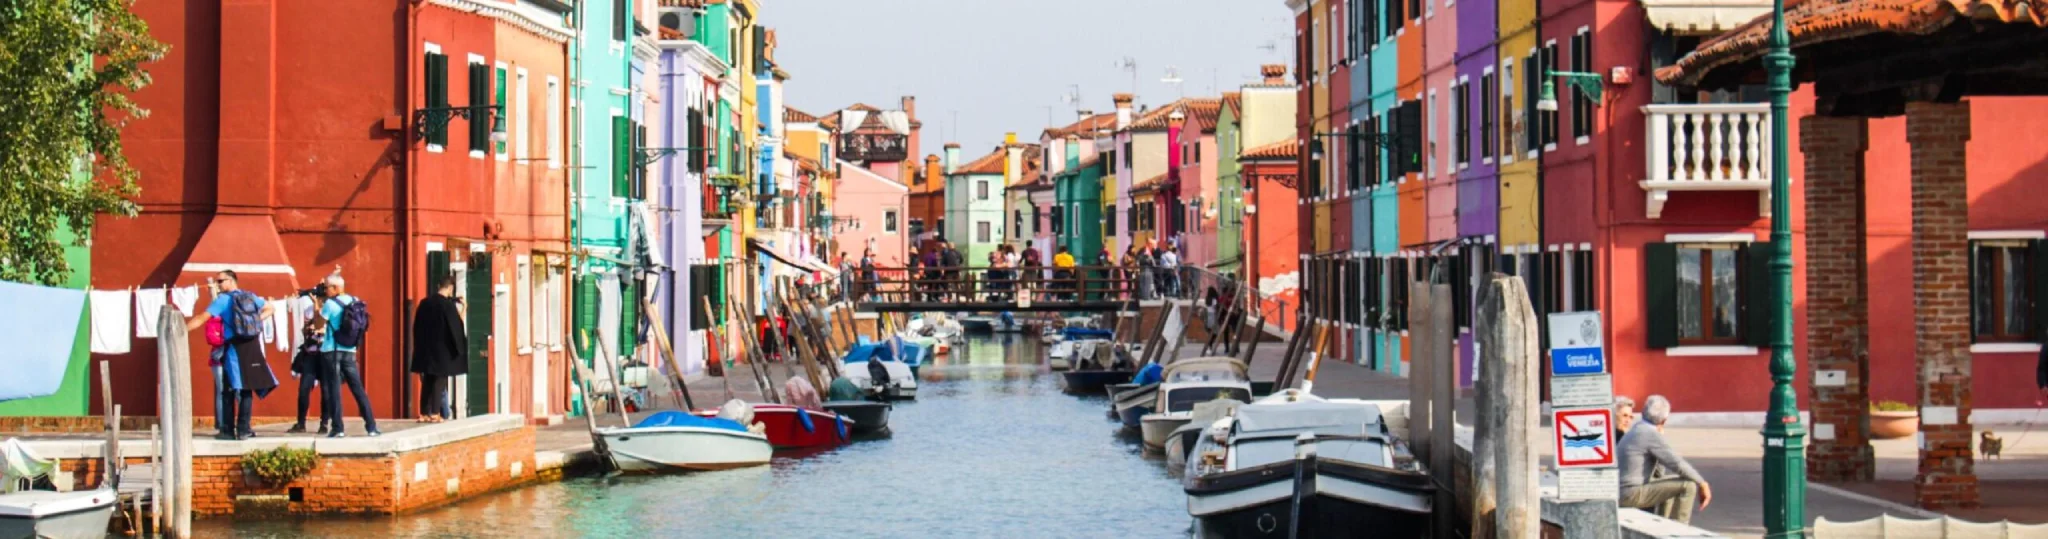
[333,297,371,348]
[228,291,265,343]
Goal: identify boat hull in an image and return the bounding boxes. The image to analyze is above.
[694,405,849,449]
[600,427,772,472]
[823,401,892,433]
[0,490,116,539]
[1059,370,1133,394]
[1139,414,1191,450]
[1187,459,1433,539]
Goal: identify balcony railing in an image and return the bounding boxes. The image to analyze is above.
[839,133,908,162]
[1642,103,1773,219]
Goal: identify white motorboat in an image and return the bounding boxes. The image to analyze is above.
[1139,357,1254,450]
[841,358,918,400]
[0,489,116,539]
[1164,399,1245,467]
[598,410,771,473]
[1182,390,1433,538]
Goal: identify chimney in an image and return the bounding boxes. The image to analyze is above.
[925,154,941,185]
[901,95,916,117]
[1261,64,1287,86]
[1004,133,1022,185]
[1065,135,1081,171]
[944,143,961,173]
[1113,93,1135,129]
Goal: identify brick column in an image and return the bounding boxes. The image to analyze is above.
[1905,100,1977,509]
[1800,115,1876,482]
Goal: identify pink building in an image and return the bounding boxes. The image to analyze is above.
[831,161,910,266]
[1176,102,1222,266]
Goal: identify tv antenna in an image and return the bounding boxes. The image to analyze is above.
[1161,66,1185,99]
[1061,84,1084,118]
[1118,57,1139,96]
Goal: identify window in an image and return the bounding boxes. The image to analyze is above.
[612,0,627,42]
[1123,141,1133,169]
[1426,89,1437,177]
[1646,241,1773,349]
[1014,209,1024,238]
[468,55,489,155]
[1502,58,1517,161]
[1542,42,1560,148]
[884,211,899,234]
[1409,0,1422,21]
[1050,206,1064,234]
[424,45,448,150]
[1106,205,1118,235]
[1481,69,1497,163]
[516,256,533,352]
[977,221,991,243]
[546,76,561,168]
[611,114,631,198]
[1571,29,1594,141]
[1454,79,1470,169]
[1332,6,1344,66]
[494,63,509,159]
[978,180,990,200]
[514,68,529,161]
[1971,240,2039,342]
[910,218,925,238]
[1347,124,1362,191]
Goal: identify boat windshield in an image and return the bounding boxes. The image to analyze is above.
[1165,387,1252,413]
[1230,436,1391,469]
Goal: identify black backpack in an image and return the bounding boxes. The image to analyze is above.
[228,291,265,342]
[332,297,372,348]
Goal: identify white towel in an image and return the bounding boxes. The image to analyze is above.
[88,289,132,354]
[170,285,199,317]
[272,299,292,351]
[134,287,168,339]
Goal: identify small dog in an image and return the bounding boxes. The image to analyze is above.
[1980,431,2003,460]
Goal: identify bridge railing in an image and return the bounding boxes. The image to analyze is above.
[1179,266,1293,334]
[847,265,1162,311]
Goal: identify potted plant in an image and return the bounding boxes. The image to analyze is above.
[241,446,318,487]
[1870,400,1918,439]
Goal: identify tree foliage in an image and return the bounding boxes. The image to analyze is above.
[0,0,164,285]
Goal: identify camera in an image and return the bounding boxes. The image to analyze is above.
[298,284,329,297]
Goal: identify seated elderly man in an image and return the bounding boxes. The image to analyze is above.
[1616,395,1711,523]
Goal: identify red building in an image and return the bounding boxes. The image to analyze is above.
[1241,141,1303,332]
[95,0,571,422]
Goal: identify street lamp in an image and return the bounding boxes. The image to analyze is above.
[1535,70,1606,112]
[412,103,505,142]
[1761,0,1804,530]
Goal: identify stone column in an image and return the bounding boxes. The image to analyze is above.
[1800,114,1875,482]
[1905,100,1977,509]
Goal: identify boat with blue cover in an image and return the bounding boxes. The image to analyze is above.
[841,338,921,400]
[598,408,773,473]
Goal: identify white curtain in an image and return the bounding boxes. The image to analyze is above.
[839,110,869,132]
[879,111,911,135]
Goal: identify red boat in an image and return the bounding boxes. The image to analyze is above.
[694,404,850,450]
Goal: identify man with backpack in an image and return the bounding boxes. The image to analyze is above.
[320,275,381,437]
[184,270,280,440]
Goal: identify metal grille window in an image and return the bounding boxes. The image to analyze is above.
[1454,80,1470,168]
[1971,240,2042,343]
[1481,70,1497,162]
[1571,29,1594,140]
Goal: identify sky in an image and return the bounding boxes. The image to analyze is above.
[762,0,1295,154]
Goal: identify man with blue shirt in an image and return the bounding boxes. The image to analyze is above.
[319,275,381,437]
[184,270,279,440]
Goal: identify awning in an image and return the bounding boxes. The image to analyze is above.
[748,238,829,273]
[1639,0,1771,35]
[805,256,841,278]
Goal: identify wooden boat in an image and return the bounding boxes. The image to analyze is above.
[692,404,849,450]
[598,411,771,472]
[1112,382,1159,429]
[1140,357,1254,450]
[1183,391,1433,538]
[823,401,892,434]
[1059,369,1133,395]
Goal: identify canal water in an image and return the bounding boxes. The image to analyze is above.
[201,334,1190,538]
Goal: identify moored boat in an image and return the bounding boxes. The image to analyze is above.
[1183,391,1433,538]
[599,410,772,472]
[1059,369,1133,395]
[1139,357,1253,450]
[693,404,850,450]
[0,489,116,539]
[822,401,892,434]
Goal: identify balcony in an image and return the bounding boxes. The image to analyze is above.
[839,133,908,163]
[1641,104,1773,219]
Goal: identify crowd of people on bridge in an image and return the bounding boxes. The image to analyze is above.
[837,238,1202,304]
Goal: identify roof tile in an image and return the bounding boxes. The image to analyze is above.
[1656,0,2048,87]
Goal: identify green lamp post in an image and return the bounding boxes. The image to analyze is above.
[1760,0,1806,533]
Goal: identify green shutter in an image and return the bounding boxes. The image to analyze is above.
[1525,253,1548,349]
[494,66,507,155]
[1741,242,1777,347]
[2032,240,2048,341]
[620,277,640,357]
[464,253,493,416]
[427,250,451,294]
[612,116,631,198]
[426,53,448,146]
[574,273,600,360]
[469,62,489,152]
[1524,52,1539,154]
[1645,243,1679,349]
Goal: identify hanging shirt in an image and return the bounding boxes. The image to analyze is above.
[271,298,293,351]
[135,287,168,339]
[170,285,200,317]
[88,289,132,354]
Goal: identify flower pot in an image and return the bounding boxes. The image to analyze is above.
[1870,410,1918,439]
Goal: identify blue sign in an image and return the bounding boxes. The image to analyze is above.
[1551,346,1606,376]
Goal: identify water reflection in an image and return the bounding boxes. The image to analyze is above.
[200,334,1188,538]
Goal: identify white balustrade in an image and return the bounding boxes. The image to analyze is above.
[1641,103,1774,219]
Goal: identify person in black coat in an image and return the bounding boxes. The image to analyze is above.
[411,279,468,422]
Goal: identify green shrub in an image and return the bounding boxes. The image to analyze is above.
[1870,400,1914,412]
[241,447,318,485]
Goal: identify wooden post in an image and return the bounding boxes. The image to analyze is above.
[1302,322,1331,393]
[641,296,694,410]
[1408,281,1435,465]
[1473,273,1541,539]
[726,301,781,404]
[98,361,116,488]
[1427,281,1457,539]
[155,306,192,538]
[591,341,633,427]
[702,297,735,403]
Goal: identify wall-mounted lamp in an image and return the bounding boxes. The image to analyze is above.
[413,103,504,143]
[1536,70,1606,112]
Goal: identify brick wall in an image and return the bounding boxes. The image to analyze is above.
[56,425,538,516]
[1800,114,1876,482]
[1905,100,1977,509]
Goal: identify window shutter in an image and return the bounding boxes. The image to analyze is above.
[426,53,449,146]
[469,63,489,152]
[464,253,494,416]
[1451,249,1470,329]
[427,250,451,293]
[2033,240,2048,340]
[612,116,631,198]
[621,276,640,357]
[633,122,648,200]
[573,274,600,360]
[1645,242,1679,349]
[1740,242,1777,347]
[1394,258,1409,330]
[1525,253,1547,348]
[688,265,711,330]
[753,27,768,73]
[1365,257,1380,329]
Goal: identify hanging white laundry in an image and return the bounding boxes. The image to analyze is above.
[272,298,292,351]
[170,285,199,317]
[87,289,132,355]
[134,287,168,339]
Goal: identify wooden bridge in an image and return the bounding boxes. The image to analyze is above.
[844,265,1146,312]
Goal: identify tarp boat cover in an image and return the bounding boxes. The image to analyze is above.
[632,410,749,433]
[1061,327,1115,340]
